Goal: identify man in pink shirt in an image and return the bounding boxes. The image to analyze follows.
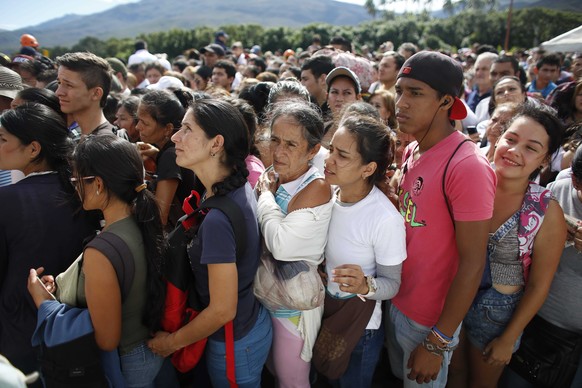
[386,51,496,387]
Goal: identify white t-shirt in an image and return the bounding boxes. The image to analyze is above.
[127,49,158,66]
[325,185,407,329]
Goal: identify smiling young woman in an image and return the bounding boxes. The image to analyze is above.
[463,104,567,388]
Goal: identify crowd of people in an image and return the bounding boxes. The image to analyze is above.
[0,30,581,388]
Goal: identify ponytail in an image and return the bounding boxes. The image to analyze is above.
[134,185,166,332]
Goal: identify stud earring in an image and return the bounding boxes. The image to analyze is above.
[96,190,100,195]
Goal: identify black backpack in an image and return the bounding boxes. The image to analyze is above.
[40,232,134,388]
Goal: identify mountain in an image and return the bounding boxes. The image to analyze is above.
[0,0,371,53]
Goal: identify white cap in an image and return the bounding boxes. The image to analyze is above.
[147,76,184,91]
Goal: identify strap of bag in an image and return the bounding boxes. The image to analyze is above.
[179,194,248,259]
[178,193,245,386]
[84,232,135,302]
[225,321,237,388]
[201,195,244,387]
[442,138,473,228]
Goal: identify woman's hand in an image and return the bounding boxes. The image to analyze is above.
[257,170,279,196]
[136,142,160,160]
[332,264,368,295]
[482,335,515,366]
[27,267,56,308]
[148,331,178,358]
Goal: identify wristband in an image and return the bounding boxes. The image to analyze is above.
[431,325,453,343]
[421,338,446,358]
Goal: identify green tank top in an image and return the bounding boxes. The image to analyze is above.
[77,216,149,355]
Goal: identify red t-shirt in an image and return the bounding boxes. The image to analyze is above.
[392,131,496,327]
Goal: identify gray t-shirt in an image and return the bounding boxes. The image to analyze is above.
[540,178,582,333]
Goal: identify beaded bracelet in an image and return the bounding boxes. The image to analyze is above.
[421,338,446,358]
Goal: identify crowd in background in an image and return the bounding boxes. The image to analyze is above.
[0,29,581,388]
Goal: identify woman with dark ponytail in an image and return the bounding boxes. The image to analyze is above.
[148,98,272,387]
[0,103,95,377]
[28,134,167,386]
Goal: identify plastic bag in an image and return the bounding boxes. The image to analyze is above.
[253,243,324,311]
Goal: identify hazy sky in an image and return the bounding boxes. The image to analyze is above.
[0,0,444,31]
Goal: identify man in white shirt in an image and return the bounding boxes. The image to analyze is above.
[127,40,157,67]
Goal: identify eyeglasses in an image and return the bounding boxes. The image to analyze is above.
[69,176,96,186]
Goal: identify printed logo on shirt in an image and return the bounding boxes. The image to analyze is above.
[412,176,424,196]
[398,186,427,228]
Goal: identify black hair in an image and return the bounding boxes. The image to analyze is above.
[188,99,250,196]
[171,89,194,110]
[268,101,324,150]
[214,60,236,78]
[494,55,519,74]
[134,40,147,51]
[340,115,394,186]
[475,44,498,55]
[329,36,351,52]
[226,97,261,158]
[249,57,267,73]
[282,66,301,79]
[0,103,74,195]
[14,87,65,121]
[139,89,185,130]
[172,59,188,72]
[195,65,212,80]
[55,52,112,108]
[238,82,274,125]
[104,93,120,124]
[536,54,561,70]
[73,134,165,332]
[301,55,334,78]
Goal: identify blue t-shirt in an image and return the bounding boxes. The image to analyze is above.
[187,183,261,341]
[527,79,557,99]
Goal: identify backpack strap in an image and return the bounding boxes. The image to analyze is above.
[518,182,552,283]
[199,195,248,260]
[442,138,473,228]
[84,232,135,302]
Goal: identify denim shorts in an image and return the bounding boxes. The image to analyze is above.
[464,287,524,351]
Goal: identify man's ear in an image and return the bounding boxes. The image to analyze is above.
[91,86,104,102]
[318,73,327,88]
